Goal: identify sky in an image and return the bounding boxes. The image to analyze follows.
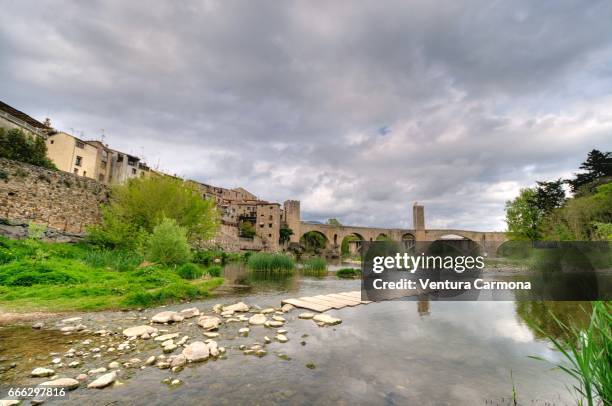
[2,0,611,231]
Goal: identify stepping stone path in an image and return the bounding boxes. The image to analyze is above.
[281,291,370,312]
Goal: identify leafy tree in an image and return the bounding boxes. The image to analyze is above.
[0,128,56,169]
[567,149,612,193]
[505,188,543,240]
[279,226,293,244]
[326,218,342,226]
[239,220,256,239]
[534,179,566,212]
[146,218,192,265]
[88,176,218,249]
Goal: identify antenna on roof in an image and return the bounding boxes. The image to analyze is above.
[100,129,105,143]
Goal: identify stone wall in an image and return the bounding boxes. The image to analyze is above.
[0,158,109,234]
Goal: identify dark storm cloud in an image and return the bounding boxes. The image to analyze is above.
[1,0,611,230]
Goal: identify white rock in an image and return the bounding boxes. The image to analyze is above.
[223,302,249,312]
[208,341,219,357]
[161,339,175,347]
[261,308,275,314]
[170,379,181,385]
[39,377,79,390]
[266,320,284,327]
[248,314,267,325]
[276,334,288,343]
[203,332,219,338]
[197,315,221,330]
[154,333,179,342]
[68,361,81,368]
[163,344,177,353]
[177,335,189,345]
[182,341,209,362]
[32,322,44,329]
[180,307,200,318]
[221,310,234,317]
[0,400,21,406]
[212,304,223,313]
[61,317,82,324]
[51,357,61,364]
[88,367,107,375]
[31,367,55,377]
[238,327,250,336]
[313,314,342,326]
[170,354,186,368]
[298,312,315,319]
[108,361,120,369]
[151,311,184,323]
[87,371,116,389]
[145,356,156,365]
[272,315,285,322]
[264,336,271,344]
[123,325,157,338]
[76,373,88,381]
[281,304,294,312]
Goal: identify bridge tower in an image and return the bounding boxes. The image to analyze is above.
[283,200,301,243]
[413,202,426,240]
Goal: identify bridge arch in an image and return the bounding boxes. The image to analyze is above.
[375,233,391,241]
[340,232,365,256]
[300,230,328,252]
[401,233,415,241]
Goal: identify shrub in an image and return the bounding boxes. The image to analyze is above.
[177,263,204,280]
[0,128,57,170]
[205,265,222,277]
[88,176,219,249]
[145,218,192,265]
[27,222,47,240]
[336,268,359,279]
[247,252,294,272]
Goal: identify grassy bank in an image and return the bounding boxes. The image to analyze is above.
[0,237,224,312]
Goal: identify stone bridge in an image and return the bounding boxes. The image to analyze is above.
[284,201,508,256]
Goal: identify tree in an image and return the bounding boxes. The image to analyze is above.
[534,179,566,212]
[505,188,543,240]
[0,128,56,169]
[146,217,192,265]
[326,218,342,226]
[239,221,256,239]
[88,176,219,249]
[567,149,612,193]
[279,226,293,244]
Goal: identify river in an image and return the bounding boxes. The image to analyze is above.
[0,263,576,405]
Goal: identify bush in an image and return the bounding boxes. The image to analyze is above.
[145,218,192,265]
[177,263,204,280]
[205,265,222,277]
[336,268,359,279]
[87,176,219,249]
[0,128,57,170]
[247,252,294,272]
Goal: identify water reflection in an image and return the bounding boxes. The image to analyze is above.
[515,301,592,344]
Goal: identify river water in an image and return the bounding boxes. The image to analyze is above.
[0,264,576,405]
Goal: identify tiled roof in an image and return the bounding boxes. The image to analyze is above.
[0,100,47,129]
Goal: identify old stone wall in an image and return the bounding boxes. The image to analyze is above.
[0,158,109,234]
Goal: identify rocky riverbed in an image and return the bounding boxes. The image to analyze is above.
[0,299,342,404]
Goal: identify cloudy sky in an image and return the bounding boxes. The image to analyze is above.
[2,0,611,231]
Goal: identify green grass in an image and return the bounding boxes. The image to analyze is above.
[336,268,360,279]
[0,237,223,312]
[529,301,611,406]
[247,252,295,272]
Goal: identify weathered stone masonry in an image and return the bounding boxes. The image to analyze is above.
[0,158,108,235]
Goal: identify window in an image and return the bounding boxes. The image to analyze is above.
[75,156,82,166]
[50,140,54,144]
[75,141,85,148]
[268,234,272,238]
[98,174,104,181]
[269,223,272,228]
[117,154,124,162]
[269,215,273,220]
[132,168,137,175]
[73,168,78,174]
[83,171,87,177]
